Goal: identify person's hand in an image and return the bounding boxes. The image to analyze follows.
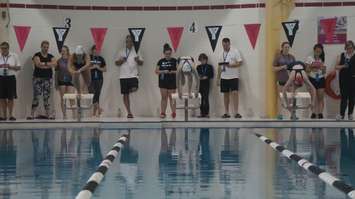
[282,65,287,70]
[194,92,199,98]
[2,64,9,69]
[134,56,140,62]
[120,56,127,63]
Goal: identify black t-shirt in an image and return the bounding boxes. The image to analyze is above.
[196,64,214,80]
[157,58,177,81]
[32,52,54,78]
[90,55,106,80]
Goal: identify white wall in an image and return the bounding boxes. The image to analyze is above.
[4,0,355,119]
[7,0,265,118]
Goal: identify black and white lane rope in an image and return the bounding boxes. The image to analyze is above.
[255,133,355,199]
[75,134,128,199]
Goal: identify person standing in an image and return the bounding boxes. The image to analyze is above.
[156,44,177,119]
[196,53,214,118]
[335,40,355,120]
[27,41,56,120]
[115,35,144,118]
[89,45,106,117]
[55,45,75,119]
[273,42,296,119]
[0,42,21,121]
[217,38,243,119]
[305,43,326,119]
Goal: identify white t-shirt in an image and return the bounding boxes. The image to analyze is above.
[305,56,324,78]
[219,48,243,79]
[117,47,143,79]
[0,52,21,76]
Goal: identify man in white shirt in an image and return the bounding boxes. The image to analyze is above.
[115,35,144,118]
[217,38,243,119]
[0,42,21,121]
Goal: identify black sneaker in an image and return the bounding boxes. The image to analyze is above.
[0,117,6,121]
[222,114,231,118]
[311,113,317,119]
[9,117,16,121]
[318,114,323,119]
[234,113,242,119]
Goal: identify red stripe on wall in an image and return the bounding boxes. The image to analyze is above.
[5,1,355,11]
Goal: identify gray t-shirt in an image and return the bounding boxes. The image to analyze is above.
[273,53,295,83]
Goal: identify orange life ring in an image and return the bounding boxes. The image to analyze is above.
[325,70,341,100]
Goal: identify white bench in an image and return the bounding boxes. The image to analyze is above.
[172,93,201,121]
[63,93,94,120]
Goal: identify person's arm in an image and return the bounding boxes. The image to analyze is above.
[228,50,243,68]
[192,67,200,97]
[282,73,294,111]
[335,55,345,70]
[78,54,91,72]
[273,55,285,72]
[228,61,242,68]
[115,51,126,66]
[95,58,107,72]
[207,65,214,79]
[9,54,21,71]
[47,56,57,68]
[176,66,183,98]
[134,56,144,66]
[33,55,46,69]
[68,55,77,74]
[216,64,221,86]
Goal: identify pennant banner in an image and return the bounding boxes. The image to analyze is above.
[13,26,31,52]
[319,18,337,44]
[128,28,145,52]
[282,20,299,47]
[167,27,184,52]
[244,24,261,49]
[90,27,108,53]
[205,26,222,52]
[53,27,70,53]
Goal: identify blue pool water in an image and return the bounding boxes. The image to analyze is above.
[0,128,354,199]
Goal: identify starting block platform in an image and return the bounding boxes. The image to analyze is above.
[280,92,312,120]
[63,93,94,121]
[172,93,201,121]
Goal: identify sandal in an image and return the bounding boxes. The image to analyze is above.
[26,116,34,120]
[171,112,176,119]
[9,117,16,121]
[160,113,166,119]
[127,114,134,119]
[222,114,231,118]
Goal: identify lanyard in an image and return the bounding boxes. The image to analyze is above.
[223,51,229,62]
[2,55,9,65]
[125,48,131,59]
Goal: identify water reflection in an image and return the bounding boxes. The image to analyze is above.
[0,128,354,199]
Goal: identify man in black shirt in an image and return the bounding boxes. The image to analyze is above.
[27,41,56,120]
[196,53,214,117]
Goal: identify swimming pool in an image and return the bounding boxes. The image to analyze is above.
[0,128,354,199]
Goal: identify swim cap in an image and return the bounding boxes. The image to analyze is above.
[75,45,85,55]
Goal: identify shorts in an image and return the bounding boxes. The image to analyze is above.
[58,80,74,87]
[309,76,325,89]
[0,76,17,100]
[220,78,239,93]
[120,78,139,94]
[159,78,177,90]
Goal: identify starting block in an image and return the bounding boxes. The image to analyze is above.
[172,93,201,121]
[63,93,94,121]
[279,92,311,120]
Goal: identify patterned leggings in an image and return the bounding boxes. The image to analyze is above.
[31,78,52,112]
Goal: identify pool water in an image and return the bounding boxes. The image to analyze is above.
[0,128,354,199]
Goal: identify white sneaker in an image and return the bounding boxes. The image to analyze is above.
[349,115,354,120]
[336,115,344,121]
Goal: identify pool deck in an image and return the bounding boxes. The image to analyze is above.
[0,117,353,129]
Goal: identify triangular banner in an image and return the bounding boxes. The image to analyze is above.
[90,27,108,53]
[244,24,261,49]
[282,21,299,47]
[128,28,145,52]
[205,26,222,52]
[167,27,184,52]
[53,27,70,53]
[13,26,31,52]
[320,18,337,43]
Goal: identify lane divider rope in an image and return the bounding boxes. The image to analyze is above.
[75,134,128,199]
[255,133,355,199]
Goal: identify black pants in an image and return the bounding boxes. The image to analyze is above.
[339,76,355,117]
[89,79,103,104]
[199,80,210,115]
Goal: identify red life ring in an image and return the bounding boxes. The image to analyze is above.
[325,70,341,100]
